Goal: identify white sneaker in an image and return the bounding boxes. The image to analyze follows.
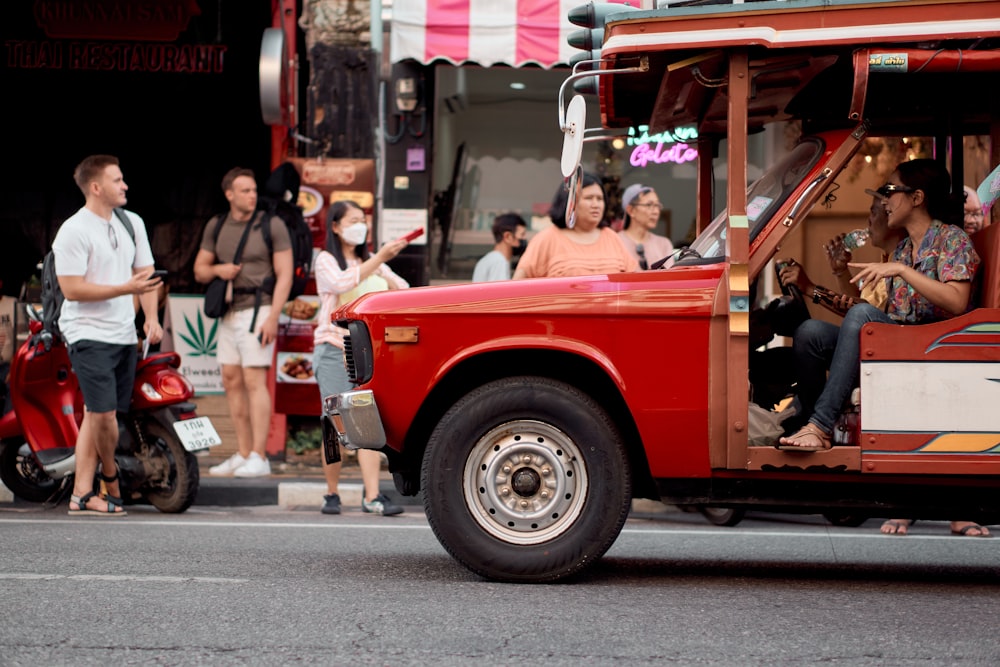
[233,452,271,478]
[208,453,246,476]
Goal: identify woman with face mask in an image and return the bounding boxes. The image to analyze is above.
[513,172,638,279]
[313,200,410,517]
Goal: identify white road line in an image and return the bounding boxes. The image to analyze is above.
[0,573,248,583]
[0,518,430,529]
[0,518,991,542]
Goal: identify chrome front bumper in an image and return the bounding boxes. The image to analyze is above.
[322,390,387,452]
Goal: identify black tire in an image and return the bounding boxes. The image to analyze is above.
[135,420,199,513]
[0,441,61,503]
[823,512,869,527]
[697,506,746,527]
[422,376,631,583]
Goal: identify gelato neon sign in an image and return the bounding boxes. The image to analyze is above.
[626,125,698,168]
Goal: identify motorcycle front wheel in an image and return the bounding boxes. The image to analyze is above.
[0,441,61,502]
[135,419,199,513]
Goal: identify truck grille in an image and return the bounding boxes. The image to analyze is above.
[343,335,358,382]
[342,321,373,384]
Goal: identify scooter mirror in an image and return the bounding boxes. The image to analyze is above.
[24,303,41,323]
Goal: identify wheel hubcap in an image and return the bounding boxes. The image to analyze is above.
[464,420,588,545]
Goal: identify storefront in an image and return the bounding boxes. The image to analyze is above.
[0,0,280,296]
[384,0,776,281]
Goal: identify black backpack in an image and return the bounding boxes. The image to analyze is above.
[259,162,313,301]
[208,205,310,300]
[41,208,135,342]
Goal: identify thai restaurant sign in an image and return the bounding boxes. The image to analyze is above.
[8,0,226,73]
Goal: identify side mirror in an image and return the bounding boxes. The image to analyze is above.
[564,165,583,230]
[560,95,587,179]
[24,303,41,323]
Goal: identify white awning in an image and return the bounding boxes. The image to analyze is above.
[390,0,634,69]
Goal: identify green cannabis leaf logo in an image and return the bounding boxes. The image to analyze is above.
[179,312,218,357]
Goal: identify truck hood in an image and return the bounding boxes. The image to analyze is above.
[336,263,727,321]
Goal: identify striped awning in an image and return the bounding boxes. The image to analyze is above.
[390,0,635,69]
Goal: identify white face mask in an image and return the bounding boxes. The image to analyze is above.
[340,221,368,246]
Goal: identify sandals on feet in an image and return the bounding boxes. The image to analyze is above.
[68,491,127,517]
[951,522,991,538]
[775,422,832,452]
[99,466,124,510]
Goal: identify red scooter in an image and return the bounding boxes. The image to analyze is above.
[0,305,220,513]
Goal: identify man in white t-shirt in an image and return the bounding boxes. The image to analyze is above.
[472,213,528,282]
[53,155,164,516]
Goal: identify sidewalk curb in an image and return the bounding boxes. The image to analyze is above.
[195,475,420,508]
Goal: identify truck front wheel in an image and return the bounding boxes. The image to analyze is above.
[422,376,631,583]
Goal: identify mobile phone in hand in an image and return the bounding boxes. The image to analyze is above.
[398,228,425,243]
[150,269,168,280]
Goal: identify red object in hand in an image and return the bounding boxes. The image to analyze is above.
[398,228,425,243]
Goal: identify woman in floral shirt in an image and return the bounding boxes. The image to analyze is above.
[778,159,978,454]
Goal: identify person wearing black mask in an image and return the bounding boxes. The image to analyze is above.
[472,212,528,282]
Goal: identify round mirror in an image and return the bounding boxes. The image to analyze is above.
[560,95,587,178]
[563,164,583,230]
[259,28,287,126]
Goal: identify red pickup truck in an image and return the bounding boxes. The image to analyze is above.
[325,0,1000,582]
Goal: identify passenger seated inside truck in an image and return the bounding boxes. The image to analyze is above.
[771,194,904,433]
[777,159,979,452]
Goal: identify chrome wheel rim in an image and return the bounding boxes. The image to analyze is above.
[463,420,588,545]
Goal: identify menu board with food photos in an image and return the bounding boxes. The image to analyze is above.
[272,158,375,416]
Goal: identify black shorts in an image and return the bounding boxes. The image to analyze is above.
[67,340,136,414]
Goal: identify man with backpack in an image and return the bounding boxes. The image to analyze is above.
[193,167,293,478]
[53,155,164,516]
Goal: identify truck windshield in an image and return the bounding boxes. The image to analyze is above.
[677,137,825,265]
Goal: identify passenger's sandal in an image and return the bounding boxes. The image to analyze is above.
[775,422,831,452]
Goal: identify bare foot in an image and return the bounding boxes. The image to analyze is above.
[880,519,910,535]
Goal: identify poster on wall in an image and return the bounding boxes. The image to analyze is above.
[382,209,428,245]
[273,158,375,416]
[167,294,223,395]
[287,157,376,249]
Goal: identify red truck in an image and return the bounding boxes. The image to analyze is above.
[325,0,1000,582]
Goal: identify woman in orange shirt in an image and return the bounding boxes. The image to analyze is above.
[513,172,639,279]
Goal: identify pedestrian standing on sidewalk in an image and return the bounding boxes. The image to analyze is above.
[194,167,294,478]
[54,155,164,516]
[617,183,674,270]
[472,213,528,282]
[314,200,409,515]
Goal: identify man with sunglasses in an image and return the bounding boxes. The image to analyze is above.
[51,155,164,516]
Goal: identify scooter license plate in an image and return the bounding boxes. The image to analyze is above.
[172,417,223,452]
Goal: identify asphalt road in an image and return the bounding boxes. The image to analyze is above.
[0,505,998,666]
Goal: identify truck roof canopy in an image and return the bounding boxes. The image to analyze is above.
[597,0,1000,137]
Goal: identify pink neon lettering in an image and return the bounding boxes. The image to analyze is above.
[629,142,698,168]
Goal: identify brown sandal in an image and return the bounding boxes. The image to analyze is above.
[775,422,831,452]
